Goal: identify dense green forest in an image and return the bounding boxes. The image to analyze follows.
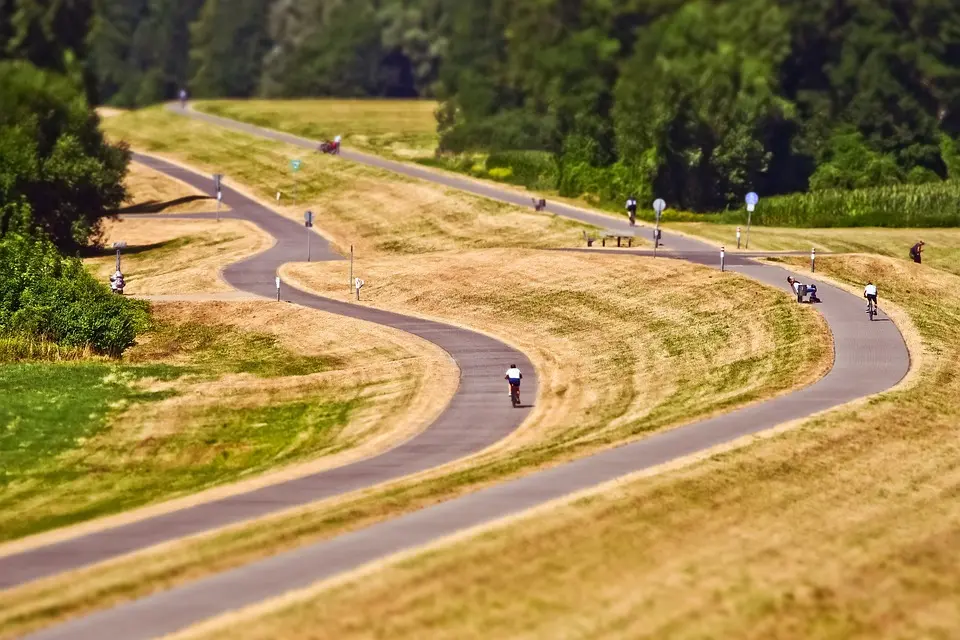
[4,0,960,211]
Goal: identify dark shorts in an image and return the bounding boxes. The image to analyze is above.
[866,294,877,303]
[508,379,520,386]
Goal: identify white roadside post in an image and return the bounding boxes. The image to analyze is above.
[652,198,666,256]
[304,210,314,262]
[354,277,364,301]
[811,247,816,273]
[275,276,281,302]
[213,173,223,222]
[745,192,759,249]
[736,226,742,249]
[721,246,726,272]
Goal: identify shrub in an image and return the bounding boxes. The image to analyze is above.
[0,221,149,355]
[487,166,513,180]
[485,150,558,190]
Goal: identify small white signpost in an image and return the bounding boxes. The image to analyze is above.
[354,277,365,301]
[275,276,281,301]
[736,226,742,249]
[652,198,666,255]
[745,192,759,249]
[213,174,224,221]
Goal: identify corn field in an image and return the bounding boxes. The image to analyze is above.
[743,181,960,228]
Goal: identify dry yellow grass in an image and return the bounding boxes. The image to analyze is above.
[84,217,271,294]
[178,254,960,640]
[100,108,600,257]
[121,161,228,214]
[5,106,835,638]
[0,249,832,640]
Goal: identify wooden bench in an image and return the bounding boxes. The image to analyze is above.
[600,230,635,247]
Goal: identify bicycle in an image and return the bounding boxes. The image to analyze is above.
[867,297,877,321]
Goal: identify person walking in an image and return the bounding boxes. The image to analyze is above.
[910,240,925,264]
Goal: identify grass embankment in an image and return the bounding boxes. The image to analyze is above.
[100,108,595,255]
[119,161,228,214]
[669,223,960,273]
[85,217,271,294]
[0,251,831,639]
[0,300,453,545]
[194,99,439,161]
[178,253,960,640]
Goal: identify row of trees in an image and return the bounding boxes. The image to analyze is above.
[1,7,144,354]
[79,0,960,209]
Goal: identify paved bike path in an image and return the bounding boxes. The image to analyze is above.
[22,114,909,639]
[0,153,538,588]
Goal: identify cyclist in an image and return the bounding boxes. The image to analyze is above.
[504,364,522,397]
[333,134,342,154]
[179,88,188,109]
[864,281,878,313]
[625,195,638,226]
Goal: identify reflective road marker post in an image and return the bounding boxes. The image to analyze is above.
[721,246,726,272]
[304,211,314,262]
[213,174,223,221]
[275,276,281,302]
[811,247,816,273]
[745,192,759,249]
[737,226,742,249]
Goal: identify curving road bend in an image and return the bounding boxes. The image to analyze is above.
[17,112,910,640]
[0,153,538,588]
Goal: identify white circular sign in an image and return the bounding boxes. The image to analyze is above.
[745,192,759,206]
[653,198,666,214]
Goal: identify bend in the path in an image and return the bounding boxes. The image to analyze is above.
[16,109,911,640]
[0,153,537,589]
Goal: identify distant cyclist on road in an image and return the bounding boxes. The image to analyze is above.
[179,88,188,109]
[625,195,638,226]
[505,364,522,396]
[864,281,878,313]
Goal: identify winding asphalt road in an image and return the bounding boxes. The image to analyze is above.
[16,110,910,640]
[0,153,537,588]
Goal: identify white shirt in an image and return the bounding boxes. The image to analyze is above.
[334,135,342,144]
[792,281,802,294]
[505,367,521,380]
[864,284,877,296]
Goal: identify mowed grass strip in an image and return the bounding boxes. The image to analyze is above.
[0,300,454,545]
[193,99,440,160]
[100,108,596,257]
[669,222,960,274]
[0,251,830,639]
[175,254,960,640]
[84,217,272,294]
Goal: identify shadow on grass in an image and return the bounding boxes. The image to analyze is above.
[116,195,214,214]
[80,237,185,259]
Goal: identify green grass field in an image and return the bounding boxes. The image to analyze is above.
[194,99,439,160]
[0,316,355,541]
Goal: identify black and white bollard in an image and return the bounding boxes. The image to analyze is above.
[811,247,816,273]
[275,276,281,302]
[721,246,726,272]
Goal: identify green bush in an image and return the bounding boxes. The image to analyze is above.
[0,220,149,355]
[487,166,513,180]
[735,181,960,227]
[485,150,558,190]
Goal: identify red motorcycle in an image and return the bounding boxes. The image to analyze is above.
[318,140,340,155]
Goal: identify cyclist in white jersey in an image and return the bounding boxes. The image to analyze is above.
[864,282,878,312]
[505,364,522,396]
